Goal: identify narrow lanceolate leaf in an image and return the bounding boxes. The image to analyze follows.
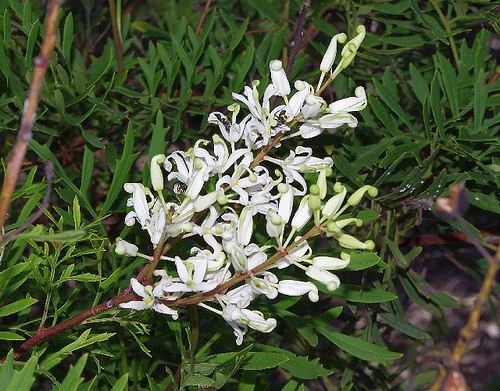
[100,123,140,216]
[279,356,332,380]
[241,352,289,370]
[53,354,88,391]
[378,312,429,340]
[319,329,403,363]
[331,284,397,303]
[0,297,38,317]
[14,230,86,242]
[345,252,381,271]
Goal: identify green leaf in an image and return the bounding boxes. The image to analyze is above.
[469,191,500,215]
[62,12,73,62]
[279,356,332,380]
[319,329,402,363]
[7,355,38,391]
[100,122,139,216]
[54,354,88,391]
[0,297,38,317]
[81,129,106,149]
[241,352,289,370]
[0,350,14,390]
[331,284,397,303]
[430,70,443,135]
[40,330,115,370]
[0,331,25,341]
[80,146,95,196]
[110,373,129,391]
[378,312,429,340]
[345,252,381,271]
[408,63,429,106]
[14,229,86,242]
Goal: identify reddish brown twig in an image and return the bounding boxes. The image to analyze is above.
[195,0,212,37]
[287,0,312,75]
[0,0,62,238]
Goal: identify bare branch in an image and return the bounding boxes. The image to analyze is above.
[287,0,312,75]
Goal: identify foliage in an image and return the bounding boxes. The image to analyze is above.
[0,0,498,390]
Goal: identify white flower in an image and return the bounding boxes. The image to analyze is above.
[115,240,138,257]
[233,81,286,148]
[329,86,367,114]
[269,60,290,97]
[338,234,375,250]
[250,271,278,299]
[276,239,311,269]
[277,183,294,223]
[277,280,319,302]
[264,146,333,194]
[312,255,350,270]
[124,183,152,229]
[222,304,277,345]
[208,111,243,143]
[282,80,312,120]
[120,278,178,319]
[163,257,212,293]
[301,94,325,120]
[306,266,340,291]
[299,112,358,139]
[226,284,255,308]
[319,33,347,73]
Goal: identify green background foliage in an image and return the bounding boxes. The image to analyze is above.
[0,0,498,389]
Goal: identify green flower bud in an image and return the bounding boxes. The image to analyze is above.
[308,194,322,210]
[309,184,320,196]
[347,185,378,206]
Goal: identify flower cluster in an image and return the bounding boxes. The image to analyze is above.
[117,26,376,345]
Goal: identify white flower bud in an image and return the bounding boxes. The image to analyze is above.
[338,234,375,250]
[278,184,294,223]
[320,33,347,73]
[322,186,347,218]
[317,169,327,200]
[306,266,340,291]
[277,280,319,302]
[312,255,350,270]
[239,207,254,246]
[266,209,283,239]
[291,196,313,231]
[329,86,367,114]
[269,59,290,97]
[115,240,138,257]
[184,169,206,200]
[193,191,219,212]
[150,154,166,191]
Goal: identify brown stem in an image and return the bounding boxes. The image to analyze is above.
[428,235,500,390]
[286,0,312,75]
[195,0,212,37]
[108,0,124,74]
[164,225,321,307]
[0,0,62,238]
[14,289,135,360]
